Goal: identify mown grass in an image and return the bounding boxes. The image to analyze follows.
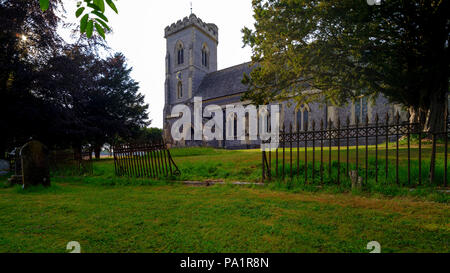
[0,145,448,253]
[0,180,448,253]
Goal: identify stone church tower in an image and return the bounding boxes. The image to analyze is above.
[163,14,218,141]
[162,14,408,149]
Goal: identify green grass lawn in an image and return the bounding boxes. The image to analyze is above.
[0,181,448,253]
[0,146,449,253]
[94,144,449,183]
[83,145,449,202]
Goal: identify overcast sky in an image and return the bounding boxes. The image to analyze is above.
[60,0,255,129]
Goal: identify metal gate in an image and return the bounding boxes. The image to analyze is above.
[113,140,180,178]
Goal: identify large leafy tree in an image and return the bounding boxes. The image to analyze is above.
[39,49,149,158]
[0,0,149,159]
[0,0,63,157]
[89,53,149,158]
[242,0,449,132]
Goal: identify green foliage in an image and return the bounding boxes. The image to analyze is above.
[39,0,49,11]
[131,127,163,144]
[40,0,118,39]
[242,0,449,131]
[0,1,148,155]
[1,0,66,151]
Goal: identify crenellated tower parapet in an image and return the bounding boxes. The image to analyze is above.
[164,13,218,43]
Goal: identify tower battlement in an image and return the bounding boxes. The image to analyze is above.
[164,14,218,43]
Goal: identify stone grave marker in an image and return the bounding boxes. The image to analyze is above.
[20,140,51,188]
[0,159,9,175]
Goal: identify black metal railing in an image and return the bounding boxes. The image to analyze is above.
[113,140,180,178]
[49,149,93,175]
[262,112,449,187]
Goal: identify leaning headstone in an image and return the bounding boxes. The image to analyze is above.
[349,170,362,190]
[20,140,50,188]
[0,159,9,176]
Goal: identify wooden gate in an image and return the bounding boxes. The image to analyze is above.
[113,141,180,178]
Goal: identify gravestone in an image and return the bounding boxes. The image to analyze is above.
[0,159,9,175]
[20,140,50,188]
[349,170,362,189]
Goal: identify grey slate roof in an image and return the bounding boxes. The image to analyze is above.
[195,62,254,101]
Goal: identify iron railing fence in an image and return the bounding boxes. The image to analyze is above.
[113,140,180,178]
[7,146,93,176]
[262,113,449,187]
[49,149,93,175]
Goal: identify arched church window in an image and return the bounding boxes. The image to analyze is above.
[202,44,209,67]
[177,81,183,99]
[303,110,309,130]
[296,104,310,131]
[296,110,302,130]
[176,42,184,65]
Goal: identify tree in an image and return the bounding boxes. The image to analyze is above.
[89,53,149,158]
[0,1,148,160]
[242,0,449,133]
[133,127,163,144]
[39,0,118,39]
[40,50,149,159]
[0,0,63,158]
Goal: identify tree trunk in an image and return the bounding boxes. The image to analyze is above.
[424,91,448,134]
[73,144,82,161]
[424,89,448,183]
[408,106,428,131]
[94,144,102,160]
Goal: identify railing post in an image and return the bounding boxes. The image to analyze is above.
[418,125,422,185]
[396,112,400,185]
[385,113,389,184]
[276,146,278,178]
[113,145,118,176]
[445,114,448,187]
[282,124,285,180]
[262,150,266,182]
[297,119,300,176]
[365,114,369,185]
[356,116,359,181]
[147,144,155,178]
[337,118,341,185]
[375,114,379,184]
[346,116,350,179]
[305,120,308,183]
[328,118,332,179]
[430,133,436,184]
[320,119,324,184]
[290,124,293,179]
[312,120,316,183]
[407,112,411,185]
[268,145,272,181]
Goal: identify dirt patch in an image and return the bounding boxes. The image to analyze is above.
[243,188,450,218]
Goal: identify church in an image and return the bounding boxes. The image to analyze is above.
[163,14,407,149]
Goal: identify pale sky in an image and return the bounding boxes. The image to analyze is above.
[60,0,255,129]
